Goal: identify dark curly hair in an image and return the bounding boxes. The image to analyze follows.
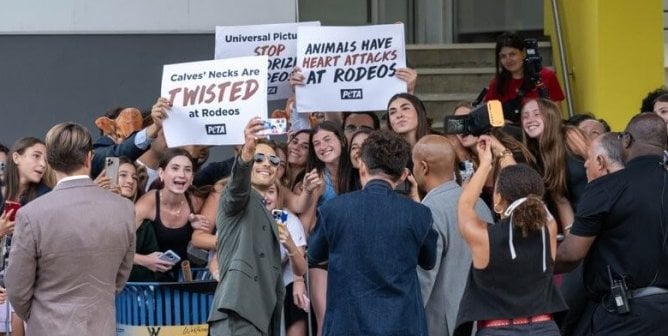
[360,130,411,181]
[496,164,547,237]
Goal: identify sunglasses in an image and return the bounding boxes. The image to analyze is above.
[344,124,374,133]
[253,153,281,167]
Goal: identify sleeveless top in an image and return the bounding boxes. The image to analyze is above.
[152,190,194,265]
[455,214,567,334]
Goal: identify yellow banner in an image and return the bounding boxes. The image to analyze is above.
[117,324,208,336]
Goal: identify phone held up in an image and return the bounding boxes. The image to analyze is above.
[105,157,120,188]
[257,118,288,136]
[3,201,21,222]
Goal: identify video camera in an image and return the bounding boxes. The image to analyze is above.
[443,100,505,136]
[524,39,542,85]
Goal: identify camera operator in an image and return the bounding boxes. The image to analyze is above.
[556,113,668,335]
[484,32,565,123]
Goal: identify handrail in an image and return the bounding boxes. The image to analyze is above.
[550,0,575,117]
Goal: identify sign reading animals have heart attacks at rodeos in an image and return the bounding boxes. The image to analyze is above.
[295,23,407,113]
[161,56,267,147]
[215,21,320,101]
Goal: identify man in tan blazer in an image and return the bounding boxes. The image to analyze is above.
[5,122,135,336]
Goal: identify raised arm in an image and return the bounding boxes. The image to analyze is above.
[457,136,494,268]
[221,118,266,216]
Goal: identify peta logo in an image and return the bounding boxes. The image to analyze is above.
[268,86,278,94]
[340,89,363,100]
[205,124,227,135]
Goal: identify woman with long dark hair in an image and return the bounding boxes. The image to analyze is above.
[386,93,432,149]
[0,137,50,336]
[134,148,210,281]
[485,32,565,123]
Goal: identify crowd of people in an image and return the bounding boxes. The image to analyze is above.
[0,31,667,336]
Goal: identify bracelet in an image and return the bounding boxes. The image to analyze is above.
[564,224,573,231]
[498,149,513,158]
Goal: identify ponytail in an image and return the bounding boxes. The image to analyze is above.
[511,194,547,237]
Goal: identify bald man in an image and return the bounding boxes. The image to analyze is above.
[412,135,493,336]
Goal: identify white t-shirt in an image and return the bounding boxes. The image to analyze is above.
[280,210,306,286]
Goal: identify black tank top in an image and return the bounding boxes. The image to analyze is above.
[152,190,194,264]
[454,218,567,335]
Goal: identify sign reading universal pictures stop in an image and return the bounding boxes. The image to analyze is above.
[161,56,268,147]
[295,23,407,112]
[215,21,320,101]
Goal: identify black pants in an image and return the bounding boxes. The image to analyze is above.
[573,293,668,336]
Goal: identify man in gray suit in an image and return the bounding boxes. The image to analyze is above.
[5,122,135,336]
[412,135,493,336]
[209,117,284,336]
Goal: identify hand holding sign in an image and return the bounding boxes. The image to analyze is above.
[161,56,267,147]
[295,24,407,112]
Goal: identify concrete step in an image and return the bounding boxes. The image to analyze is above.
[406,42,553,68]
[415,67,494,94]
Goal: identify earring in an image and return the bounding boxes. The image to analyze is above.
[493,203,503,214]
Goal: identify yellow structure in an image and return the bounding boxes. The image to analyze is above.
[545,0,664,130]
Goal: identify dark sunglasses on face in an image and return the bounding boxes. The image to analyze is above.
[253,153,281,167]
[344,124,374,133]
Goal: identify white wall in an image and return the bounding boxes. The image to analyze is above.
[0,0,296,34]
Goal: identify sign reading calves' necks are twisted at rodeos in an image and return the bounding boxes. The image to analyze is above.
[161,56,268,147]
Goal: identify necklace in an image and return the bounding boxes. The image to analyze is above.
[161,191,185,218]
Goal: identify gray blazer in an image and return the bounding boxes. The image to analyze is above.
[209,156,284,335]
[6,177,135,336]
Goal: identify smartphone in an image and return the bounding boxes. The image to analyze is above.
[3,201,21,222]
[105,157,120,187]
[271,209,288,225]
[257,118,287,136]
[159,250,181,265]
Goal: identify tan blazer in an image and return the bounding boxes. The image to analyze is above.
[5,177,135,336]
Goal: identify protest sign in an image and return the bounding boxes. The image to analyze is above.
[295,24,407,113]
[161,56,267,147]
[215,22,320,101]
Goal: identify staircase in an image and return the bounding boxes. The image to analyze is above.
[406,42,553,128]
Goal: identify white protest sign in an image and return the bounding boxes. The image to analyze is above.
[295,24,407,113]
[161,56,268,147]
[215,22,320,101]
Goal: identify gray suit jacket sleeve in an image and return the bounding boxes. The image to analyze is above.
[221,156,253,217]
[115,203,136,292]
[6,211,37,319]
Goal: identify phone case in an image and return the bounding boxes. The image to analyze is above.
[257,118,287,136]
[105,157,120,187]
[159,250,181,264]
